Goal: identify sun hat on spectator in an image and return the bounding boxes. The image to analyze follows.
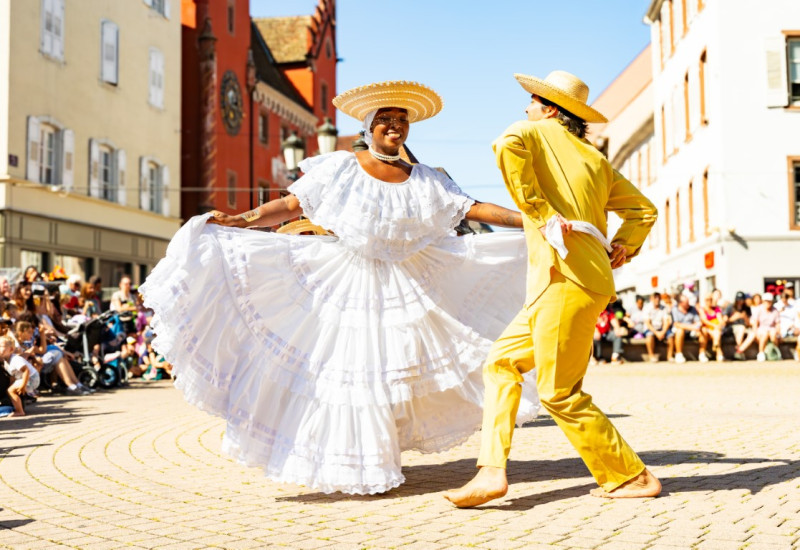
[763,292,775,302]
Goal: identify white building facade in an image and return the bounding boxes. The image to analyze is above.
[608,0,800,301]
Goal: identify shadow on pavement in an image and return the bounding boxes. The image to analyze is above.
[519,413,629,428]
[0,519,36,529]
[277,450,799,507]
[0,442,53,459]
[0,399,120,439]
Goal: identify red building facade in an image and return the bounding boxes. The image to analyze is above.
[180,0,337,221]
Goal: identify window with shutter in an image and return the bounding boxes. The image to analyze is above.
[27,116,41,182]
[789,38,800,106]
[53,0,64,59]
[89,139,101,198]
[139,156,150,210]
[40,0,65,60]
[148,48,165,108]
[101,20,119,85]
[116,149,127,206]
[61,128,74,191]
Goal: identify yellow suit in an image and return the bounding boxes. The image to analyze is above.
[479,118,658,491]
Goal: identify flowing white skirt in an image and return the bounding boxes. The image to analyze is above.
[140,215,538,494]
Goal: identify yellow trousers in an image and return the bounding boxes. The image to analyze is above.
[478,270,645,491]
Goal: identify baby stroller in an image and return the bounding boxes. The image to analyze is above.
[64,311,129,389]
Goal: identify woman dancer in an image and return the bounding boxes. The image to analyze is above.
[140,81,538,495]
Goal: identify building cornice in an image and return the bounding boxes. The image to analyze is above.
[254,82,317,135]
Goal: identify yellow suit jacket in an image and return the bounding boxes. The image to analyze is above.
[493,118,657,306]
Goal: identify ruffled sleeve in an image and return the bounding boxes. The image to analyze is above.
[415,164,476,232]
[288,151,352,220]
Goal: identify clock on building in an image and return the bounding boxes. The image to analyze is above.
[220,70,243,135]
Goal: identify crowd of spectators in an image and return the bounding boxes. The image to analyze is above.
[0,266,171,418]
[592,285,800,364]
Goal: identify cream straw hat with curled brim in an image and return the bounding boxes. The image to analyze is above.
[514,70,608,123]
[332,81,443,123]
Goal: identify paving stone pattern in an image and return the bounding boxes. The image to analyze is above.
[1,362,798,549]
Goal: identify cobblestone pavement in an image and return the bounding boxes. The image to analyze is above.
[1,361,798,550]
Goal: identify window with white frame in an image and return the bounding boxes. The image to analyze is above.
[765,35,800,108]
[139,157,169,215]
[40,0,64,60]
[148,162,163,213]
[789,38,800,106]
[99,145,116,202]
[100,20,119,85]
[88,139,126,205]
[26,116,74,190]
[148,48,165,108]
[39,124,58,184]
[146,0,170,18]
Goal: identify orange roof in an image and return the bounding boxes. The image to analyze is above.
[253,16,311,63]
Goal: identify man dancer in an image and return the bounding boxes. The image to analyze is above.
[445,70,661,507]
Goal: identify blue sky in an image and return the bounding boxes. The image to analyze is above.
[250,1,652,208]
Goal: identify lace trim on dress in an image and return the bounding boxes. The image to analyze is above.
[290,152,475,262]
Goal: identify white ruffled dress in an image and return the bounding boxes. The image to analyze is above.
[140,151,538,495]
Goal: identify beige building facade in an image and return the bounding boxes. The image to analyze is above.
[0,0,181,286]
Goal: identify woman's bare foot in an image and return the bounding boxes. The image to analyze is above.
[590,468,661,498]
[443,466,508,508]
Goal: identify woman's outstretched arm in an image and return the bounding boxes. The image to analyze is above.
[464,201,523,229]
[207,194,304,229]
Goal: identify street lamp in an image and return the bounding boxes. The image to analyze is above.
[316,117,338,155]
[281,131,304,180]
[351,130,368,152]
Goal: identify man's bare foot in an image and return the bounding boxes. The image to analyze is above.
[590,468,661,498]
[443,466,508,508]
[9,411,26,417]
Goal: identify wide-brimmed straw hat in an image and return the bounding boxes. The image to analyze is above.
[514,70,607,123]
[332,81,443,123]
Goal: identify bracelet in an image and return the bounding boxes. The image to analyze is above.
[240,209,261,223]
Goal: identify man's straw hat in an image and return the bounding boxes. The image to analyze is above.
[332,81,443,123]
[514,70,607,123]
